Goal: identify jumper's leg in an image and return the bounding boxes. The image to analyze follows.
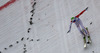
[85,27,92,44]
[82,29,86,48]
[77,26,86,48]
[79,19,88,35]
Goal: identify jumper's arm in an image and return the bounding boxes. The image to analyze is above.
[67,22,72,33]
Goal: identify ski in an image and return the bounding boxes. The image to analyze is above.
[83,37,87,48]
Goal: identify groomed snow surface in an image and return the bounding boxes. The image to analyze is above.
[0,0,100,53]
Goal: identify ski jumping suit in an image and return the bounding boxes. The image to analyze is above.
[68,9,89,37]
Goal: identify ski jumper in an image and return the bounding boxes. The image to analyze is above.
[68,9,89,37]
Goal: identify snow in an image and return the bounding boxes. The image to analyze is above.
[0,0,100,53]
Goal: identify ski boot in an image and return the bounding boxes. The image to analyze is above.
[87,36,92,44]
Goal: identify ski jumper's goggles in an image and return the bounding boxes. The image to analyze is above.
[71,17,76,22]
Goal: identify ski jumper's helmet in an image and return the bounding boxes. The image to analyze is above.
[71,17,75,21]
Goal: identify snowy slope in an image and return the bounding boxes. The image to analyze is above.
[0,0,100,53]
[33,0,100,53]
[0,0,34,53]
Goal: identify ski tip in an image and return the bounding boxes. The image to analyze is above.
[84,44,87,48]
[84,46,87,48]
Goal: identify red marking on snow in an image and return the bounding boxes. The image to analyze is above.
[0,0,16,10]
